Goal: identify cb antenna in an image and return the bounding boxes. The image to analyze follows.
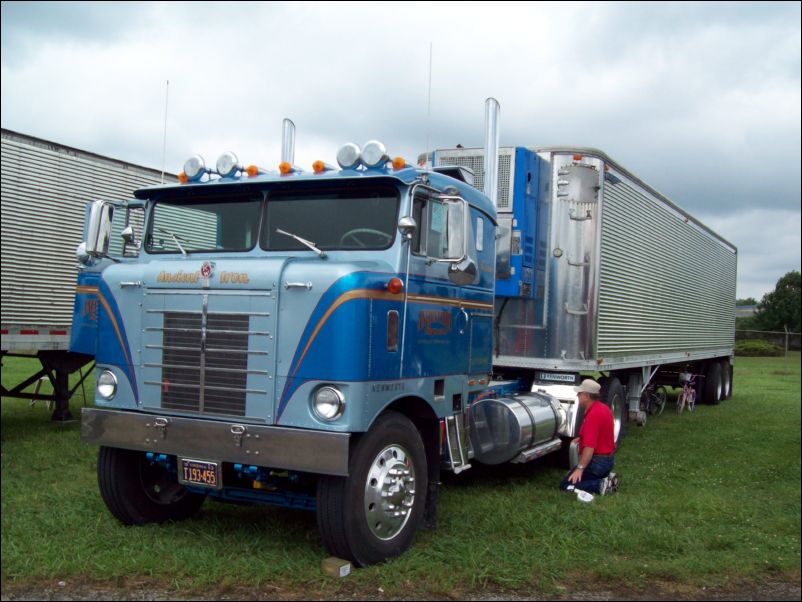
[425,42,433,166]
[161,80,169,184]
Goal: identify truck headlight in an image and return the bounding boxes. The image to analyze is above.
[313,386,345,421]
[97,370,118,400]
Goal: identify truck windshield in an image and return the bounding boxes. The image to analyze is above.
[145,193,262,253]
[262,186,398,251]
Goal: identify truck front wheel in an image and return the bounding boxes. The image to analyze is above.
[316,411,427,566]
[97,446,206,525]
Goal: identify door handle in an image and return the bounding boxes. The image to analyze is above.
[458,308,470,335]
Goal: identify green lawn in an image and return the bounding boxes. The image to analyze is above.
[2,354,800,597]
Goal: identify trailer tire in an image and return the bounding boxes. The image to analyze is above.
[97,446,206,525]
[316,411,427,567]
[704,362,723,405]
[720,360,733,400]
[600,376,627,445]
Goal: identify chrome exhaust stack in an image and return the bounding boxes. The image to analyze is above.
[281,118,296,165]
[483,97,500,208]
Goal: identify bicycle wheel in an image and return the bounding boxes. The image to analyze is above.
[652,386,667,416]
[676,389,685,415]
[688,388,696,412]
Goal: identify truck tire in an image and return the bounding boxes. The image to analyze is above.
[703,362,723,405]
[97,446,206,525]
[720,360,733,400]
[317,411,427,567]
[600,376,627,445]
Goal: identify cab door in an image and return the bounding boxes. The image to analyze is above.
[402,188,474,391]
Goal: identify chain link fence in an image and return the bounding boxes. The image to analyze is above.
[736,329,801,352]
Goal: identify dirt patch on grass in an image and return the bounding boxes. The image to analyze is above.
[2,577,800,601]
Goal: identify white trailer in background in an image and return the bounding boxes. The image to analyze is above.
[1,129,176,419]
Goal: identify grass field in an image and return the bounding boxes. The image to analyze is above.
[1,354,800,597]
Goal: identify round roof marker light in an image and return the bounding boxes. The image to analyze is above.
[362,140,388,168]
[336,143,362,169]
[183,155,206,181]
[216,151,240,178]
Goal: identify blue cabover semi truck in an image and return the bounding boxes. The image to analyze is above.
[76,100,736,566]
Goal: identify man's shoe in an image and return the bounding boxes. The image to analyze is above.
[607,472,620,494]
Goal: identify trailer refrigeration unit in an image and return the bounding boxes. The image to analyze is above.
[0,129,177,420]
[76,103,736,566]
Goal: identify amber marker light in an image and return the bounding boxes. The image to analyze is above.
[387,277,404,294]
[178,172,189,184]
[392,156,406,171]
[279,161,292,175]
[246,165,260,177]
[313,160,326,174]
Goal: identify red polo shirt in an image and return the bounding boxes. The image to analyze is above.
[579,401,616,455]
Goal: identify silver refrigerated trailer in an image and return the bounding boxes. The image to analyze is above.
[431,145,736,442]
[0,129,176,419]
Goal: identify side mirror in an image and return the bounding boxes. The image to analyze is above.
[398,216,417,240]
[121,225,139,250]
[84,200,114,257]
[448,257,478,285]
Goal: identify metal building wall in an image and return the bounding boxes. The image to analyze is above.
[1,129,176,328]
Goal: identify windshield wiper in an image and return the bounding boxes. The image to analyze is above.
[156,227,188,256]
[276,228,327,259]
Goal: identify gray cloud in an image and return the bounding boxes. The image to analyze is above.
[1,1,799,300]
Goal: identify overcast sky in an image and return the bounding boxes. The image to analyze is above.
[2,1,800,301]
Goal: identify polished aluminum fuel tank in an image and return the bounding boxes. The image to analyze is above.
[469,391,563,465]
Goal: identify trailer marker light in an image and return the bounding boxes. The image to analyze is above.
[387,277,404,294]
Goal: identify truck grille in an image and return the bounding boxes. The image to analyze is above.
[159,311,250,416]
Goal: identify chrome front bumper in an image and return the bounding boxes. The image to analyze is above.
[81,408,350,476]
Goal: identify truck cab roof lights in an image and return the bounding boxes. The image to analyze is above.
[246,164,266,177]
[279,161,296,175]
[216,152,241,178]
[183,155,207,182]
[392,156,408,171]
[312,160,336,174]
[361,140,389,168]
[337,143,362,169]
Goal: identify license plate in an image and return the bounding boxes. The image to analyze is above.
[178,458,222,490]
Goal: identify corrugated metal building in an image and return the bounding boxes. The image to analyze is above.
[1,128,176,349]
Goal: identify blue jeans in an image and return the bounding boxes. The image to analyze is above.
[560,455,615,495]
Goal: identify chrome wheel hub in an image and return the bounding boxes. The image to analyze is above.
[364,445,416,540]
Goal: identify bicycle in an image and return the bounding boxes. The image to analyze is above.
[676,372,697,414]
[640,383,667,416]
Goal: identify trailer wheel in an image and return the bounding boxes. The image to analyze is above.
[97,446,206,525]
[720,360,733,400]
[703,362,723,405]
[317,411,427,567]
[600,377,627,445]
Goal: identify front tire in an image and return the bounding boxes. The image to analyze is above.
[97,446,206,525]
[317,412,427,567]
